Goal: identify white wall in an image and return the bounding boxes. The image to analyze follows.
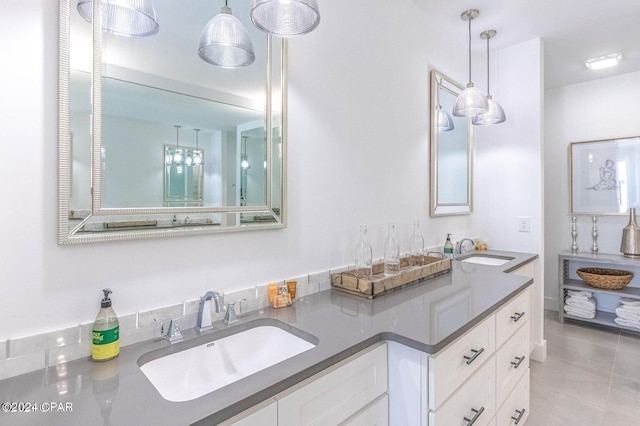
[0,0,541,340]
[544,70,640,309]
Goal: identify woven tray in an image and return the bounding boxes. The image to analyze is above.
[576,267,634,290]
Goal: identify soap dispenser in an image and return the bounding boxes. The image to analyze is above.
[444,234,454,259]
[92,288,120,361]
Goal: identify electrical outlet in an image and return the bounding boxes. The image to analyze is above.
[518,216,530,232]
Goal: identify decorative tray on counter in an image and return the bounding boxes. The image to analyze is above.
[331,255,451,299]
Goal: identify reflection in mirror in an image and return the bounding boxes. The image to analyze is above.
[430,70,473,216]
[59,0,287,243]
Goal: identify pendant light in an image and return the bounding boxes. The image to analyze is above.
[249,0,320,37]
[172,125,183,164]
[436,105,454,132]
[241,136,250,169]
[198,1,255,68]
[193,129,203,165]
[452,9,489,117]
[473,30,506,125]
[77,0,159,37]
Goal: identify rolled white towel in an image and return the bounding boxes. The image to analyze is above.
[565,297,596,310]
[619,298,640,307]
[614,317,640,330]
[564,305,596,319]
[567,290,593,298]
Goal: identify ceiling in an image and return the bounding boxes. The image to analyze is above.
[412,0,640,88]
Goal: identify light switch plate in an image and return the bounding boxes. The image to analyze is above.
[518,216,530,232]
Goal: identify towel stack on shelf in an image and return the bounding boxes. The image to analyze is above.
[564,290,596,319]
[614,298,640,329]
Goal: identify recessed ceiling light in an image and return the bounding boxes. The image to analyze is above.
[585,52,622,70]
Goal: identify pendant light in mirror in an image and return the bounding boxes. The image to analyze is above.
[250,0,320,37]
[473,30,506,125]
[452,9,489,117]
[198,1,256,68]
[241,136,250,169]
[172,125,183,164]
[193,129,203,166]
[436,105,454,132]
[77,0,160,37]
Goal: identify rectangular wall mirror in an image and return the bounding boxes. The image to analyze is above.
[430,70,473,216]
[59,0,287,244]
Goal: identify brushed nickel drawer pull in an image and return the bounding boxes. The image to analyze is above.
[511,355,525,369]
[463,347,484,365]
[511,311,525,322]
[511,408,526,424]
[463,407,485,426]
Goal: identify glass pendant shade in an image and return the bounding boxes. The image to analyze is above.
[453,83,488,117]
[77,0,159,37]
[193,129,203,165]
[172,151,183,164]
[193,153,203,165]
[472,95,506,125]
[250,0,320,37]
[198,5,255,68]
[436,105,454,132]
[184,154,193,166]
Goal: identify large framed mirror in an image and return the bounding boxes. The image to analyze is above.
[59,0,287,244]
[429,70,473,216]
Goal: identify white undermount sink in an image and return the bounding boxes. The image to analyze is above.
[139,322,317,402]
[459,255,514,266]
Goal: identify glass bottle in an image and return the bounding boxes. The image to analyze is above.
[410,220,425,266]
[355,225,373,278]
[384,223,400,276]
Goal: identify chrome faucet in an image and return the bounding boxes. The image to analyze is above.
[456,238,476,256]
[196,291,223,331]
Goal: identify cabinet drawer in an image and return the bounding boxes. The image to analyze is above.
[496,322,529,407]
[218,398,277,426]
[496,370,529,426]
[340,393,388,426]
[276,342,387,426]
[429,314,496,410]
[496,288,530,348]
[429,356,496,426]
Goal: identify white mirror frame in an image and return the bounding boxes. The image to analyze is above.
[58,1,288,244]
[430,70,473,216]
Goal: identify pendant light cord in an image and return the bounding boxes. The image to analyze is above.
[468,16,472,83]
[486,36,490,96]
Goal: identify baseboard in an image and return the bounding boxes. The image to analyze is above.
[544,296,557,311]
[530,339,547,362]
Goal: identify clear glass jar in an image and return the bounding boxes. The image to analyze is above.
[410,220,425,266]
[355,225,373,278]
[384,223,400,276]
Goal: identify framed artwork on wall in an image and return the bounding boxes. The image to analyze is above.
[570,136,640,215]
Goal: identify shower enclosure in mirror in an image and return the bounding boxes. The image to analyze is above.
[430,70,473,216]
[59,0,287,243]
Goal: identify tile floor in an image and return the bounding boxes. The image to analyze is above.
[527,310,640,426]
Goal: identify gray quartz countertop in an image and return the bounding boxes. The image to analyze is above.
[0,250,536,426]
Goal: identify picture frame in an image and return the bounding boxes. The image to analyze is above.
[570,136,640,215]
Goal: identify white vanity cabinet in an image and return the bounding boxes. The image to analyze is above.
[276,342,388,426]
[427,287,531,426]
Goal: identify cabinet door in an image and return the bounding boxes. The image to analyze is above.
[496,370,529,426]
[496,323,529,408]
[429,314,496,410]
[340,394,389,426]
[276,342,388,426]
[218,398,277,426]
[429,356,496,426]
[495,288,530,348]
